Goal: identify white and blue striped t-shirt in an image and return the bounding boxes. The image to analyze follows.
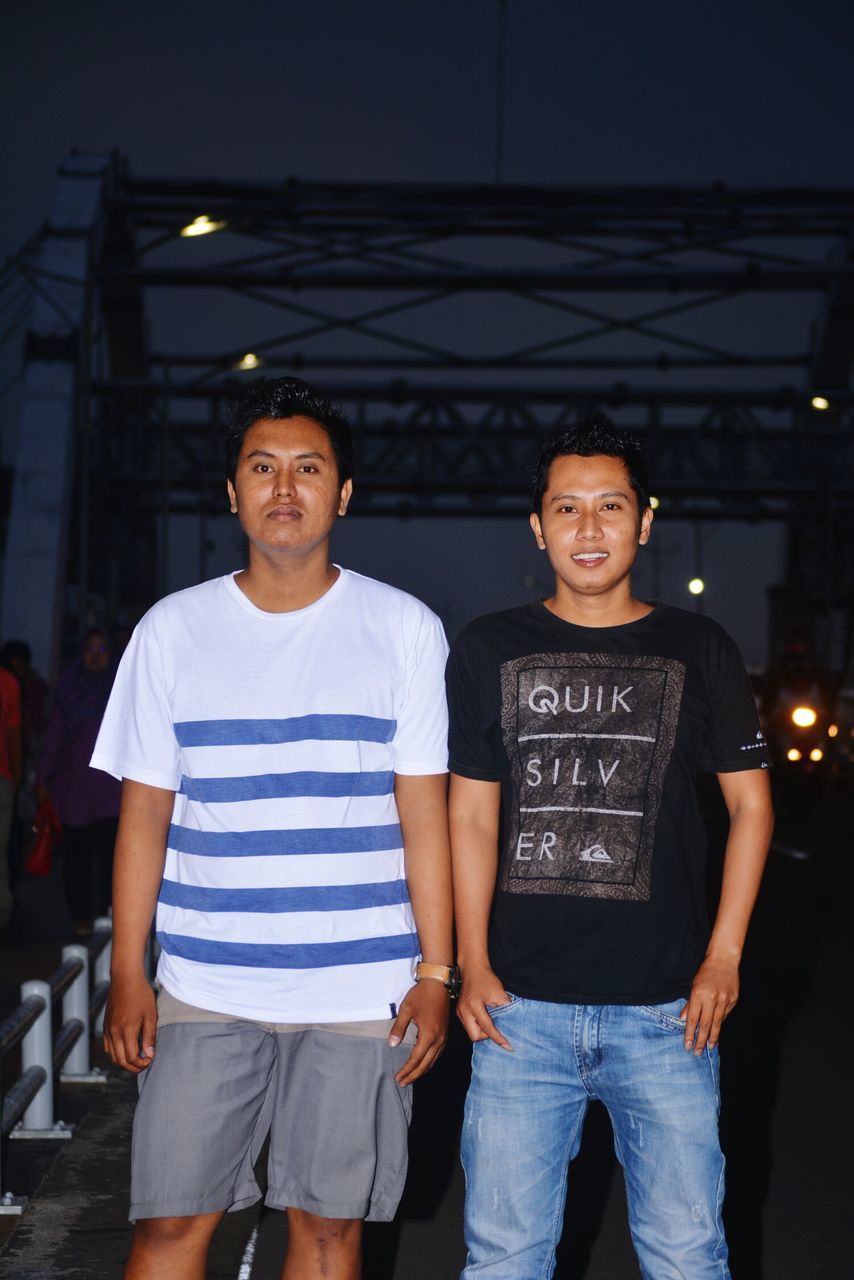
[91,569,449,1022]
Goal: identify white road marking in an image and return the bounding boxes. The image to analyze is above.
[237,1225,258,1279]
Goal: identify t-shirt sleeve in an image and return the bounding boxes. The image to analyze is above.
[90,611,181,790]
[698,628,771,773]
[391,608,450,775]
[446,628,504,782]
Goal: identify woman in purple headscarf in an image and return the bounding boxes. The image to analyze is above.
[37,628,122,932]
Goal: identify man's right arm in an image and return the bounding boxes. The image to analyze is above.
[449,773,513,1050]
[103,779,175,1074]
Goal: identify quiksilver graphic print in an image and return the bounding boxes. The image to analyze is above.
[499,652,685,901]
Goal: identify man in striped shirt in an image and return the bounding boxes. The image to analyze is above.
[95,378,454,1280]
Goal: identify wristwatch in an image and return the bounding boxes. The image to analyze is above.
[415,962,462,999]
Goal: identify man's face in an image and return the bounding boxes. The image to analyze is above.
[226,416,351,556]
[529,453,652,600]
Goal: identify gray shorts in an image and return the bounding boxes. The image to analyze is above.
[130,988,415,1223]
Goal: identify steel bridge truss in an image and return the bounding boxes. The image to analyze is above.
[93,173,854,516]
[4,157,854,670]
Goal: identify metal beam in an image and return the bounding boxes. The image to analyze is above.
[811,233,854,389]
[2,154,115,678]
[111,266,854,292]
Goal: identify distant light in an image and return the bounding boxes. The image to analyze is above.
[235,353,262,371]
[180,215,227,238]
[791,705,817,728]
[687,578,705,596]
[809,747,824,763]
[786,748,802,762]
[828,723,839,738]
[649,496,661,510]
[810,395,830,411]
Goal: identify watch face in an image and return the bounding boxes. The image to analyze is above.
[447,967,462,999]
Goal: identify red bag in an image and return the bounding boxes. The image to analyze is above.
[25,798,62,876]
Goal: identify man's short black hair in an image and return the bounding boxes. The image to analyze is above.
[530,413,650,514]
[224,377,355,485]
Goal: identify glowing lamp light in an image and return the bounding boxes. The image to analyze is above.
[828,723,839,738]
[235,353,262,371]
[791,706,818,728]
[786,748,802,762]
[649,496,661,510]
[180,215,227,238]
[810,395,830,411]
[809,748,824,763]
[688,578,705,596]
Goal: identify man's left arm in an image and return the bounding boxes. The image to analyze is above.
[390,772,454,1085]
[681,767,774,1055]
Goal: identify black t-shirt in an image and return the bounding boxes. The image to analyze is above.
[447,601,771,1005]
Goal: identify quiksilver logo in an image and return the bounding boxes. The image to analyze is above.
[579,843,613,863]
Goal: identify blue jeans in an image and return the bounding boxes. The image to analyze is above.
[460,996,729,1280]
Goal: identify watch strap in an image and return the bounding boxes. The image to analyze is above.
[415,963,455,984]
[415,962,462,997]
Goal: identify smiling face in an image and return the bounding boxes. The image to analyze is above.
[226,416,352,560]
[530,453,652,608]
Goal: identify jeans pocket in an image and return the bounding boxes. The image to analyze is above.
[639,998,688,1032]
[485,992,518,1016]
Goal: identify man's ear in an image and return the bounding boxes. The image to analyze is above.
[227,479,238,514]
[530,511,546,550]
[639,505,654,545]
[338,478,353,517]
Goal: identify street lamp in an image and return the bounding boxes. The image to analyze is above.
[180,215,227,238]
[235,353,262,371]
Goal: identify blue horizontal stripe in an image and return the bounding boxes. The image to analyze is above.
[167,822,403,858]
[179,770,394,803]
[174,714,396,748]
[157,930,419,969]
[158,877,410,914]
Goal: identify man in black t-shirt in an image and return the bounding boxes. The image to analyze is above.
[447,417,773,1280]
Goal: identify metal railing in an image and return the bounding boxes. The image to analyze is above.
[0,916,113,1214]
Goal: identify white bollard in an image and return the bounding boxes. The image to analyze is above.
[61,944,90,1077]
[93,915,112,1036]
[19,980,55,1133]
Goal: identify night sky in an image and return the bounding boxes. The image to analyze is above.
[3,0,853,663]
[5,0,854,250]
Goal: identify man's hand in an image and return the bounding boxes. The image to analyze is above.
[104,974,158,1074]
[456,962,513,1051]
[389,980,449,1086]
[680,768,773,1056]
[680,956,740,1056]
